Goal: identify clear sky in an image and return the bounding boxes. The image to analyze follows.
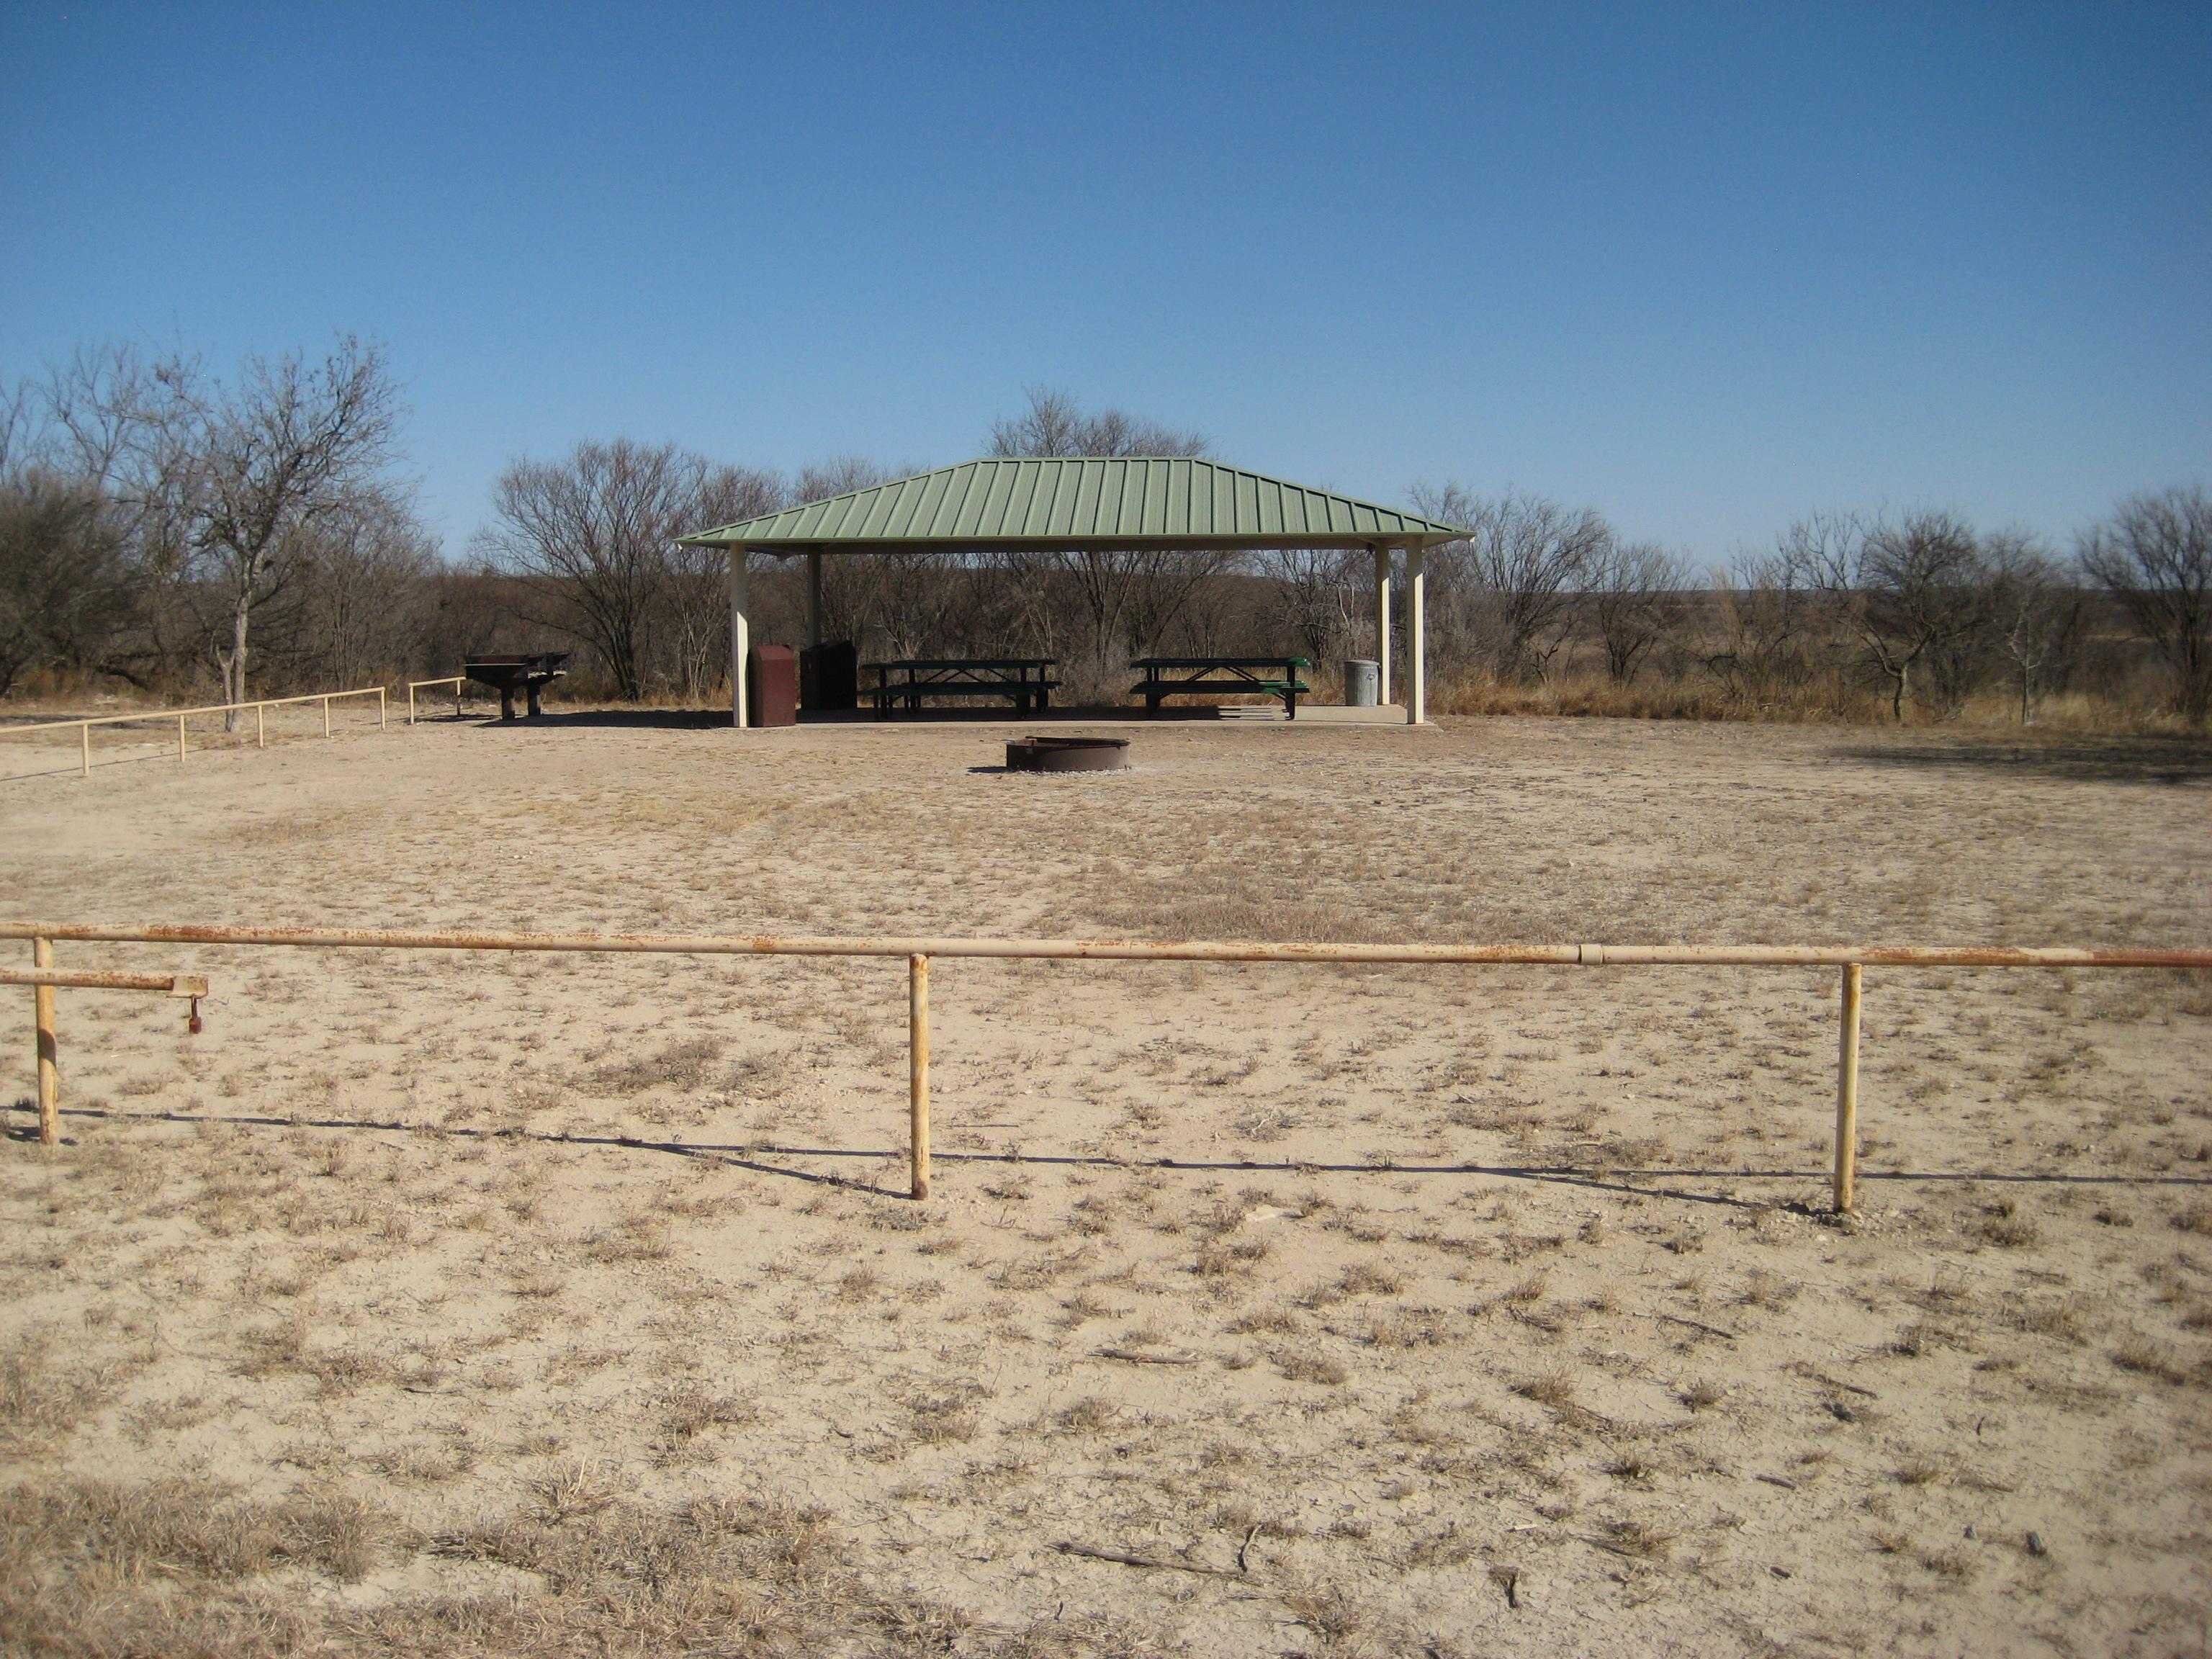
[4,3,2206,566]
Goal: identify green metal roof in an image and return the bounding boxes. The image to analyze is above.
[678,458,1468,552]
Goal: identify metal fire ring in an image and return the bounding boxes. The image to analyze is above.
[1006,736,1130,773]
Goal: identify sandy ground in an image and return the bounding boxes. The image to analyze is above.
[1,710,2208,1657]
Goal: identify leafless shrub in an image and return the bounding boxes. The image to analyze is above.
[1282,1583,1368,1647]
[585,1214,673,1262]
[1512,1370,1576,1409]
[1336,1262,1404,1297]
[2111,1340,2200,1387]
[1679,1378,1725,1413]
[1978,1204,2041,1249]
[1276,1347,1349,1386]
[1054,1395,1120,1434]
[590,1035,725,1096]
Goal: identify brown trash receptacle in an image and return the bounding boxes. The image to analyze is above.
[747,645,798,727]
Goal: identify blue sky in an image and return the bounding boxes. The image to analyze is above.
[4,3,2206,565]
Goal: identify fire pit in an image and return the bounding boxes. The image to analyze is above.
[1007,735,1130,773]
[464,652,570,720]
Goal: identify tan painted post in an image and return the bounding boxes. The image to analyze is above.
[407,684,416,724]
[322,696,332,739]
[377,687,387,729]
[79,724,89,778]
[1372,544,1392,706]
[1834,962,1863,1212]
[909,953,931,1200]
[454,678,463,719]
[256,704,265,748]
[1406,543,1426,725]
[734,553,752,728]
[32,938,57,1145]
[177,714,186,764]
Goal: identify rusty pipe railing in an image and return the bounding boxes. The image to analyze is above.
[0,922,2201,970]
[9,944,207,1144]
[2,688,388,777]
[406,676,467,724]
[9,921,2207,1207]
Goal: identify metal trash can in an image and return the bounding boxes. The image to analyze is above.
[1343,658,1380,707]
[800,640,858,711]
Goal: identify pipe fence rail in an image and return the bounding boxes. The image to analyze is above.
[1,688,389,777]
[9,920,2208,1209]
[406,676,467,724]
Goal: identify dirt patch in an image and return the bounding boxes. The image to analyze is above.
[0,715,2206,1655]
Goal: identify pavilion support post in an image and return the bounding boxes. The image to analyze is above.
[729,547,752,728]
[1406,544,1426,724]
[806,552,824,649]
[1372,545,1393,707]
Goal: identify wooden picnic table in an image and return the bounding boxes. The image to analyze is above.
[863,658,1060,718]
[1129,656,1313,719]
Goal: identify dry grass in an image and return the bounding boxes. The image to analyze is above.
[0,715,2206,1657]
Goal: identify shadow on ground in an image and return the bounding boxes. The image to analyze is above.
[1830,735,2212,786]
[22,1104,2211,1216]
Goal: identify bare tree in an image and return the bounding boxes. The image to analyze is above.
[664,464,783,698]
[293,491,438,688]
[1259,546,1362,672]
[32,343,208,689]
[2080,485,2212,723]
[1413,485,1611,681]
[1587,539,1684,685]
[192,337,403,724]
[1982,531,2079,724]
[1699,553,1822,708]
[801,457,899,653]
[480,439,753,700]
[1796,509,1994,720]
[989,388,1222,696]
[0,468,130,696]
[987,387,1206,462]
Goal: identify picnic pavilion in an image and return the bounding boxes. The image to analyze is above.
[675,457,1470,727]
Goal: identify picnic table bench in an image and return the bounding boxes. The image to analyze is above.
[1129,656,1313,719]
[864,658,1059,718]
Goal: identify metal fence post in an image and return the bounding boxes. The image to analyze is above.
[323,697,332,739]
[80,725,89,778]
[1834,963,1863,1213]
[378,688,387,729]
[909,953,931,1200]
[32,938,57,1145]
[256,704,265,748]
[177,715,186,765]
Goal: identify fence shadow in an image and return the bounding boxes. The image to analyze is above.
[1830,735,2212,786]
[482,709,734,731]
[20,1103,2211,1214]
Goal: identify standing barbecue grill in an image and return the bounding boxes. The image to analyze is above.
[464,652,570,719]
